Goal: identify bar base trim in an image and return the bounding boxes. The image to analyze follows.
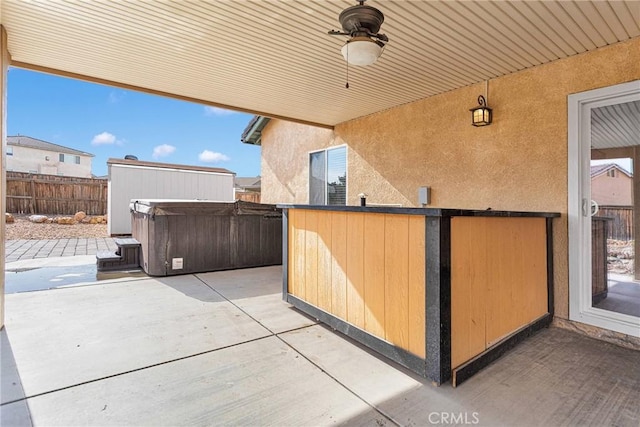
[452,313,553,387]
[287,294,426,376]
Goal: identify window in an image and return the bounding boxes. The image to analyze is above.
[6,146,13,156]
[59,153,81,164]
[607,169,616,177]
[309,151,326,205]
[309,146,347,205]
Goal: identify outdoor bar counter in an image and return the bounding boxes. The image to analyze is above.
[279,204,560,386]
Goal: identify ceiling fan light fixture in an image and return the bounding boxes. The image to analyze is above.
[341,37,383,66]
[328,0,389,70]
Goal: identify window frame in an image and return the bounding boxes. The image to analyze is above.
[308,145,348,206]
[309,150,327,205]
[568,80,640,337]
[59,153,81,164]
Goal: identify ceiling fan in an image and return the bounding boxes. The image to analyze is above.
[328,0,389,67]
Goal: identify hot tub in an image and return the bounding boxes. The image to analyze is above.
[130,199,282,276]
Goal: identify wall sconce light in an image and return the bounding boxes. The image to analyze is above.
[470,95,492,127]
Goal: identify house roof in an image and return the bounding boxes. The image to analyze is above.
[235,177,261,191]
[3,1,638,127]
[107,157,235,175]
[241,116,271,146]
[590,163,633,179]
[7,135,94,157]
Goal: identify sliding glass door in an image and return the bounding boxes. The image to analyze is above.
[569,81,640,337]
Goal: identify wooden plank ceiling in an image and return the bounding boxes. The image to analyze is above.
[592,101,640,150]
[1,0,639,127]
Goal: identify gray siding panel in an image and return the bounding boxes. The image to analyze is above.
[108,164,234,235]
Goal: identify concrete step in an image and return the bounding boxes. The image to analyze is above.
[96,238,142,272]
[96,250,120,262]
[114,237,141,249]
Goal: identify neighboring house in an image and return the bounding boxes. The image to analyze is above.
[6,135,93,178]
[591,163,633,206]
[234,176,261,203]
[107,157,236,235]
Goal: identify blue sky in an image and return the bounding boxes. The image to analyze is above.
[591,159,632,174]
[7,68,261,177]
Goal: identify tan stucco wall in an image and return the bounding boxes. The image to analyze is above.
[592,172,633,206]
[261,120,335,204]
[261,37,640,320]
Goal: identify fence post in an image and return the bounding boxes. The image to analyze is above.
[29,175,36,214]
[99,183,104,215]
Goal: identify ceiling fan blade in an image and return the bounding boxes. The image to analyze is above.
[372,33,388,43]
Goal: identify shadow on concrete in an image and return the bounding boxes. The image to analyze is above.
[283,325,640,427]
[1,327,33,426]
[2,265,638,425]
[151,274,228,303]
[195,265,283,301]
[185,266,317,335]
[138,266,283,303]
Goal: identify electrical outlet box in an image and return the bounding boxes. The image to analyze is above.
[172,258,184,270]
[418,186,431,206]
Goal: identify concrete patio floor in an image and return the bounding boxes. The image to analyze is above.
[1,265,639,426]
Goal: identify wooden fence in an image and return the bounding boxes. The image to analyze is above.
[599,206,633,241]
[235,191,261,203]
[6,172,108,215]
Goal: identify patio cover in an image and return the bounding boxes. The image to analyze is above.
[2,0,638,127]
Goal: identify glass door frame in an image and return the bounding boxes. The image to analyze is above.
[568,80,640,337]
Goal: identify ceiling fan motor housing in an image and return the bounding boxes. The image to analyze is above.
[339,4,385,36]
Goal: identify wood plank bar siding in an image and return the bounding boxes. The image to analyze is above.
[287,209,426,358]
[282,205,559,385]
[450,217,549,369]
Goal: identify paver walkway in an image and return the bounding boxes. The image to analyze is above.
[5,238,118,262]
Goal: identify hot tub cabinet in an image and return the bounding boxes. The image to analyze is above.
[131,200,282,276]
[279,205,560,386]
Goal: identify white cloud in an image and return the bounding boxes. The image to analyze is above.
[91,132,117,146]
[199,150,230,163]
[152,144,176,159]
[204,106,235,116]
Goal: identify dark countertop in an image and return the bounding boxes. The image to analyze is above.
[277,204,561,218]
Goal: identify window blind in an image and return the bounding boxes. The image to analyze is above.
[327,147,346,206]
